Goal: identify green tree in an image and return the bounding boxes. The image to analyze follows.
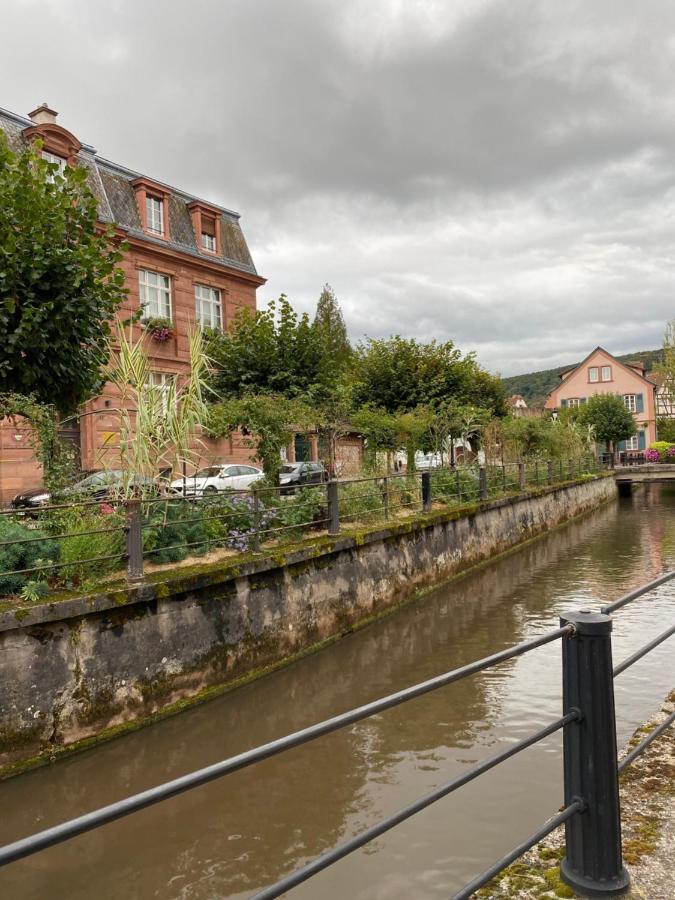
[350,406,400,471]
[207,393,316,481]
[0,132,126,413]
[313,283,351,377]
[206,295,325,400]
[577,394,636,453]
[350,336,505,416]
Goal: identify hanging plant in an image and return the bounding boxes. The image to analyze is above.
[142,316,174,343]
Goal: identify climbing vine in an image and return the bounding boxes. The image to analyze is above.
[0,393,75,494]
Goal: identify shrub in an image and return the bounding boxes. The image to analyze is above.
[644,448,661,463]
[0,517,58,596]
[337,480,385,524]
[143,500,209,564]
[267,486,327,540]
[202,493,257,552]
[44,504,125,586]
[430,467,480,502]
[648,441,675,461]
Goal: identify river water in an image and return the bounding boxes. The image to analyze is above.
[1,484,674,899]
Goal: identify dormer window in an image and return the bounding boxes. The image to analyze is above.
[132,177,171,240]
[202,216,216,253]
[188,200,221,256]
[41,150,66,181]
[146,196,164,235]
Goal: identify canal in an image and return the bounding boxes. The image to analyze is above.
[0,484,674,899]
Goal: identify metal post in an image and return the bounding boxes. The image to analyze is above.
[383,476,389,521]
[547,460,553,485]
[327,479,340,535]
[559,610,629,897]
[479,466,488,500]
[502,465,507,492]
[559,458,563,480]
[421,471,432,512]
[125,499,144,582]
[535,461,539,485]
[518,462,526,491]
[456,467,461,501]
[252,491,261,552]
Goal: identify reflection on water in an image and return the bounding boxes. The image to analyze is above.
[0,484,674,898]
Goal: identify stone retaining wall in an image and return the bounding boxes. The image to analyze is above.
[0,474,617,777]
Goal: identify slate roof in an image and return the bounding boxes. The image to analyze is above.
[0,106,259,278]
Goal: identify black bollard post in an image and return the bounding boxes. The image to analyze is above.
[327,480,340,535]
[125,499,144,582]
[421,471,432,512]
[559,610,630,896]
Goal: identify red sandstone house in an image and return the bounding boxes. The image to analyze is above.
[544,347,657,452]
[0,103,267,503]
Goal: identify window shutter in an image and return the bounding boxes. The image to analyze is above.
[580,397,587,404]
[561,398,568,408]
[202,216,215,236]
[638,430,646,450]
[636,393,644,412]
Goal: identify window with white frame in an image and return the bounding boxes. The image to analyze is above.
[567,398,581,408]
[195,284,222,328]
[625,432,640,451]
[601,365,612,382]
[146,196,164,234]
[588,367,599,382]
[146,372,176,414]
[624,394,637,412]
[42,150,66,182]
[201,232,216,252]
[139,270,172,319]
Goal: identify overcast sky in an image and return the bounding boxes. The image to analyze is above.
[2,0,675,375]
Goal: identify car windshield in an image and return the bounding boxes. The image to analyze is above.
[193,467,222,478]
[280,464,302,474]
[74,471,121,489]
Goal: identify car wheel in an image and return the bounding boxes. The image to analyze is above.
[204,486,218,494]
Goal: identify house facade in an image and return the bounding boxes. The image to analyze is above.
[0,103,265,503]
[544,347,657,452]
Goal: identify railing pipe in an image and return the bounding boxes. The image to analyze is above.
[613,622,675,677]
[618,709,675,773]
[256,712,579,900]
[601,569,675,614]
[559,610,629,896]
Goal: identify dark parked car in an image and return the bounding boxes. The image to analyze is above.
[11,470,157,510]
[278,461,327,495]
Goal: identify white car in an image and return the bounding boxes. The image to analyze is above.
[170,464,263,496]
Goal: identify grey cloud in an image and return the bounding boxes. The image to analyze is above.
[2,0,675,375]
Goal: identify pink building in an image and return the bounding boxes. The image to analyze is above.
[544,347,657,452]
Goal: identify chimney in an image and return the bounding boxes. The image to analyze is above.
[27,103,58,126]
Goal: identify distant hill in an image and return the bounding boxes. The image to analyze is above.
[502,349,664,407]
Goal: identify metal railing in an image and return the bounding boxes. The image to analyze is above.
[0,456,603,593]
[0,570,671,897]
